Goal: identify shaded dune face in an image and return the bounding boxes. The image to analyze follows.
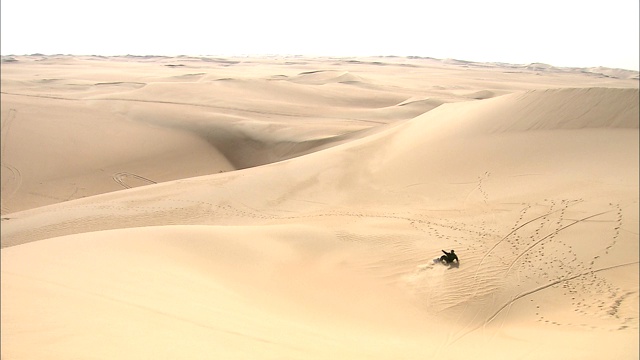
[1,56,638,360]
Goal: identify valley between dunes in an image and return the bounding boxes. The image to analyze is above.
[1,55,638,359]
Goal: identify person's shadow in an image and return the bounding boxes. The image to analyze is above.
[446,261,460,270]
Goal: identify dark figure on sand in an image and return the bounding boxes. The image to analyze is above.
[440,249,459,264]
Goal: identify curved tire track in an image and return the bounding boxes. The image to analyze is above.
[486,261,639,324]
[469,200,583,296]
[1,163,22,213]
[112,172,157,189]
[1,108,17,161]
[504,209,614,276]
[450,261,639,345]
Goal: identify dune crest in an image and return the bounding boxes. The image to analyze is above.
[482,88,639,131]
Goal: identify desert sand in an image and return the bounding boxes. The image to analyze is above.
[1,55,638,359]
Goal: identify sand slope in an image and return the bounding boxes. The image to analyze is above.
[1,56,639,359]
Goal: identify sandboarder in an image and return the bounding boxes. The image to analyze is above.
[440,249,459,264]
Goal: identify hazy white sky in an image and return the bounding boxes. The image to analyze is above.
[1,0,638,70]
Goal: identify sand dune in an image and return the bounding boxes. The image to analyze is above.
[1,55,638,359]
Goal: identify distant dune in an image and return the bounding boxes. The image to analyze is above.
[1,55,638,360]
